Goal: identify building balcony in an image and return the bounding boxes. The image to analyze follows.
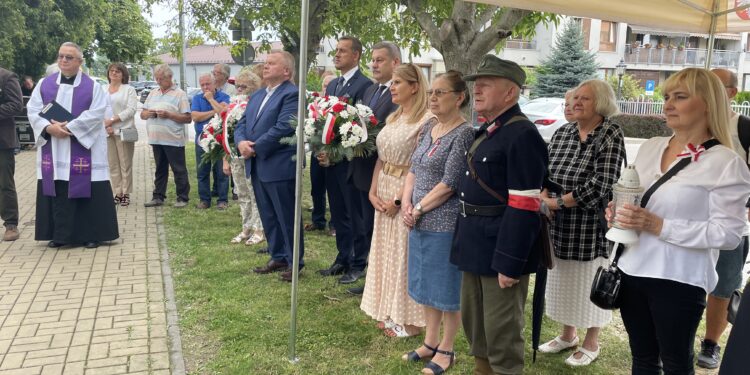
[624,45,739,68]
[505,40,537,50]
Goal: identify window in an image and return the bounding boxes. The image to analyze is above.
[581,18,591,50]
[600,21,616,52]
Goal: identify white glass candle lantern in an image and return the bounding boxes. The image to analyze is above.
[606,165,644,244]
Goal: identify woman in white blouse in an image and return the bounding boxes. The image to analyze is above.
[104,63,138,206]
[612,68,750,374]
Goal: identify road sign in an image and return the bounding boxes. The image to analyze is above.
[645,80,655,96]
[230,13,255,66]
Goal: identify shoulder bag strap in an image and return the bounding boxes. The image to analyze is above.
[466,115,528,204]
[611,138,721,264]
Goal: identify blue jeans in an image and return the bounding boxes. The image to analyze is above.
[195,146,228,205]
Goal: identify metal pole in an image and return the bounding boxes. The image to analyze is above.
[178,0,187,90]
[288,0,309,364]
[705,0,718,69]
[617,75,623,100]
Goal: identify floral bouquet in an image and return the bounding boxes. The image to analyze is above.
[198,100,248,165]
[283,92,382,164]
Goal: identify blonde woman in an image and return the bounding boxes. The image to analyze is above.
[216,70,265,245]
[360,63,433,337]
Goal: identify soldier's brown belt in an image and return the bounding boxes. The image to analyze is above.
[383,162,409,177]
[459,199,505,217]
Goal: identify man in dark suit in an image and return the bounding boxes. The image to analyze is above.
[346,41,401,294]
[235,51,303,282]
[0,66,22,241]
[317,36,374,284]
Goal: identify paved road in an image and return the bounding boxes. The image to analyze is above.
[0,118,183,375]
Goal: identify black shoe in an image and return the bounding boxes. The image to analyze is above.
[47,241,66,248]
[339,269,365,284]
[83,241,100,249]
[697,339,721,369]
[318,263,347,276]
[144,199,164,207]
[347,286,364,295]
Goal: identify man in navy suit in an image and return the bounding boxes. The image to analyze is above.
[317,36,374,284]
[235,51,303,282]
[346,41,401,294]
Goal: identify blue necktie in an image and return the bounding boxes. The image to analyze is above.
[369,85,385,108]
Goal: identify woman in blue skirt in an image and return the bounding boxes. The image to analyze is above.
[401,70,474,374]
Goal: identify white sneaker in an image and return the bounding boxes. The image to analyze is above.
[538,335,579,354]
[565,346,600,366]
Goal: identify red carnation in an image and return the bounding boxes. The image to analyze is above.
[369,115,377,125]
[215,133,224,143]
[207,127,215,134]
[312,92,320,97]
[332,102,346,113]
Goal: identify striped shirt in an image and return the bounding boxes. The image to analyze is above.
[143,86,190,147]
[547,119,626,261]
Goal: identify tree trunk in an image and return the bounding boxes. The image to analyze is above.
[280,0,327,84]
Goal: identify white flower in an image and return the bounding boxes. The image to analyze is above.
[339,122,352,135]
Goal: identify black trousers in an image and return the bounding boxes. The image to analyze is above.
[0,149,18,227]
[151,144,190,202]
[720,281,750,375]
[620,273,706,375]
[309,154,328,228]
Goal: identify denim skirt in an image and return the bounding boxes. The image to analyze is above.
[407,229,462,311]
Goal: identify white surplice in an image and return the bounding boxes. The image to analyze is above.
[27,72,110,181]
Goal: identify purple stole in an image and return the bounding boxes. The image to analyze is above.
[39,73,94,198]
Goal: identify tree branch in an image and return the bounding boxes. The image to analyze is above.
[469,8,529,56]
[475,5,499,33]
[404,0,443,50]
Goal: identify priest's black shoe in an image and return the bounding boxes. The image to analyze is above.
[339,269,365,284]
[84,241,100,249]
[47,241,65,248]
[318,263,347,276]
[253,260,288,274]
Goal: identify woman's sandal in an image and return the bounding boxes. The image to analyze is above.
[230,232,251,244]
[376,318,395,330]
[245,233,266,246]
[120,194,130,207]
[384,324,420,338]
[422,349,456,375]
[402,342,439,362]
[113,195,122,204]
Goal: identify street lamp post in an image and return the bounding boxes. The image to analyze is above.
[616,59,627,101]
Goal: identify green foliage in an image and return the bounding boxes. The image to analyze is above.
[306,71,324,93]
[523,67,538,88]
[611,114,672,139]
[533,19,598,98]
[735,91,750,104]
[0,0,154,78]
[606,73,644,100]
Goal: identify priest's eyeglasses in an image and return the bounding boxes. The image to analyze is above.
[427,89,458,98]
[57,54,77,62]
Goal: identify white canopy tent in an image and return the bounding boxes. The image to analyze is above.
[471,0,750,66]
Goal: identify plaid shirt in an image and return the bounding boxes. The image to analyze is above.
[548,118,626,261]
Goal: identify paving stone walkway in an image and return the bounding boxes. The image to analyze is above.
[0,120,184,375]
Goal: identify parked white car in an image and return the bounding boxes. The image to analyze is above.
[521,97,567,141]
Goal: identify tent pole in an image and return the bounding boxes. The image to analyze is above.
[705,0,718,68]
[289,0,310,364]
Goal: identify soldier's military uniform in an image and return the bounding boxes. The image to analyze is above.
[450,55,548,375]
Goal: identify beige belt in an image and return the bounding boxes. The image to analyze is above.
[383,162,409,177]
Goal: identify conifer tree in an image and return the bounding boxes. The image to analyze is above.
[533,20,598,98]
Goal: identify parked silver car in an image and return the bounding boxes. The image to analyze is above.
[521,97,567,141]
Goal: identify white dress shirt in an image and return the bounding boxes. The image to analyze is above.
[257,83,280,117]
[619,136,750,293]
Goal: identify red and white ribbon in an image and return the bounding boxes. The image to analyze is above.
[508,189,541,212]
[322,113,337,145]
[676,143,706,162]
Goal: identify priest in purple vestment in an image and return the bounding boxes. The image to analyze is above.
[26,42,119,248]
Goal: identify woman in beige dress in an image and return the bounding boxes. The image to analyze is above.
[361,63,433,337]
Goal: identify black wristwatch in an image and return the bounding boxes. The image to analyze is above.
[556,197,565,209]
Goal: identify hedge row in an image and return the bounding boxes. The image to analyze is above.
[610,114,672,139]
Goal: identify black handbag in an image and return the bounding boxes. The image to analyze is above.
[589,139,720,310]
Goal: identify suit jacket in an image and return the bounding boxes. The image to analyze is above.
[348,82,398,192]
[235,80,298,183]
[0,67,22,150]
[325,69,373,105]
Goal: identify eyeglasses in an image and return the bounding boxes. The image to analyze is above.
[236,85,249,90]
[427,89,458,98]
[57,54,77,62]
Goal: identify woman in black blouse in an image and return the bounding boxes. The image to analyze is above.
[538,79,626,366]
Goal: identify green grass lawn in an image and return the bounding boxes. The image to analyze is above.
[160,144,723,375]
